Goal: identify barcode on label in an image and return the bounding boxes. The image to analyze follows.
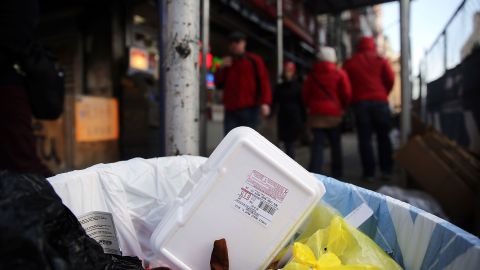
[233,170,287,227]
[258,201,276,215]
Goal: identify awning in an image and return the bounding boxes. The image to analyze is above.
[304,0,398,14]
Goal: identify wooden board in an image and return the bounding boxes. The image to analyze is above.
[32,117,67,174]
[396,136,476,227]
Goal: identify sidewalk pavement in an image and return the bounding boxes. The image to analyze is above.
[207,119,405,192]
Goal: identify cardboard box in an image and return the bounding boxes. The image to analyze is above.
[396,135,476,227]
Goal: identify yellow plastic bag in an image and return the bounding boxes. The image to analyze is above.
[279,205,402,270]
[284,242,380,270]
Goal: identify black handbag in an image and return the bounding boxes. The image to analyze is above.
[19,43,65,120]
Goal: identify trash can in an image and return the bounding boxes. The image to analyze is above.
[316,175,480,270]
[49,156,480,269]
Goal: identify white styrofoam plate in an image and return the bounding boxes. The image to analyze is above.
[151,127,325,269]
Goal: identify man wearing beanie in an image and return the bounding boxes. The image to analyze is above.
[215,31,272,134]
[343,37,395,181]
[302,46,352,178]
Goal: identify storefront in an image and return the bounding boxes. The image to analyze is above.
[34,0,321,173]
[35,0,161,172]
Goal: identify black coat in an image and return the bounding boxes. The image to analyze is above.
[273,80,306,142]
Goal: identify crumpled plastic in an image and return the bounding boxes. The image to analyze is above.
[108,255,145,270]
[48,156,207,267]
[0,170,145,270]
[377,185,448,219]
[281,205,402,270]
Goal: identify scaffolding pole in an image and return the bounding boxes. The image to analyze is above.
[158,0,167,156]
[400,0,412,145]
[276,0,283,83]
[199,0,210,156]
[161,0,200,155]
[420,56,428,122]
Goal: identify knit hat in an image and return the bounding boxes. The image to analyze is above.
[228,31,247,42]
[316,46,337,63]
[284,61,296,73]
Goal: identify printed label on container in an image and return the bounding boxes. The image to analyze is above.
[78,211,121,255]
[233,170,289,227]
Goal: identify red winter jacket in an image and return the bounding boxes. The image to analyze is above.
[343,37,395,104]
[302,61,352,117]
[215,52,272,111]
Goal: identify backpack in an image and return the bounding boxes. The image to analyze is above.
[18,43,65,120]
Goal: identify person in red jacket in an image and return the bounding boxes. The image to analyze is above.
[343,37,395,181]
[303,47,352,177]
[215,32,272,135]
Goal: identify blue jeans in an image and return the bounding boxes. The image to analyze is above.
[353,101,393,177]
[224,107,260,135]
[309,127,343,178]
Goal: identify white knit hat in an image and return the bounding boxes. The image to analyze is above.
[316,46,337,63]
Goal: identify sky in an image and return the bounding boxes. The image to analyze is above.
[381,0,464,74]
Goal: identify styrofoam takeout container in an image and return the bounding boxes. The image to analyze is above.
[151,127,325,269]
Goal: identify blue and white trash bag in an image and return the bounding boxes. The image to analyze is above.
[49,156,479,269]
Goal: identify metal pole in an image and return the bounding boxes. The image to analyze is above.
[163,0,200,155]
[400,0,411,145]
[276,0,283,83]
[443,31,448,71]
[158,0,167,156]
[420,54,428,123]
[314,16,320,54]
[199,0,210,156]
[335,15,343,62]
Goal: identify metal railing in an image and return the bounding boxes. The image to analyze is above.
[417,0,480,152]
[421,0,480,83]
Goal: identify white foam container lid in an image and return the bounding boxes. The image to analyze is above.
[151,127,325,269]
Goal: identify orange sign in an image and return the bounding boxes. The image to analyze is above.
[75,96,119,142]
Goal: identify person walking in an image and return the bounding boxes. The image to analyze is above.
[215,31,272,135]
[273,61,305,159]
[303,47,352,178]
[343,37,395,181]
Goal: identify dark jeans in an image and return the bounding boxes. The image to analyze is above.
[224,106,260,135]
[353,101,393,177]
[284,141,296,159]
[309,127,343,178]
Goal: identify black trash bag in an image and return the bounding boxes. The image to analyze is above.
[0,170,144,270]
[107,255,144,270]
